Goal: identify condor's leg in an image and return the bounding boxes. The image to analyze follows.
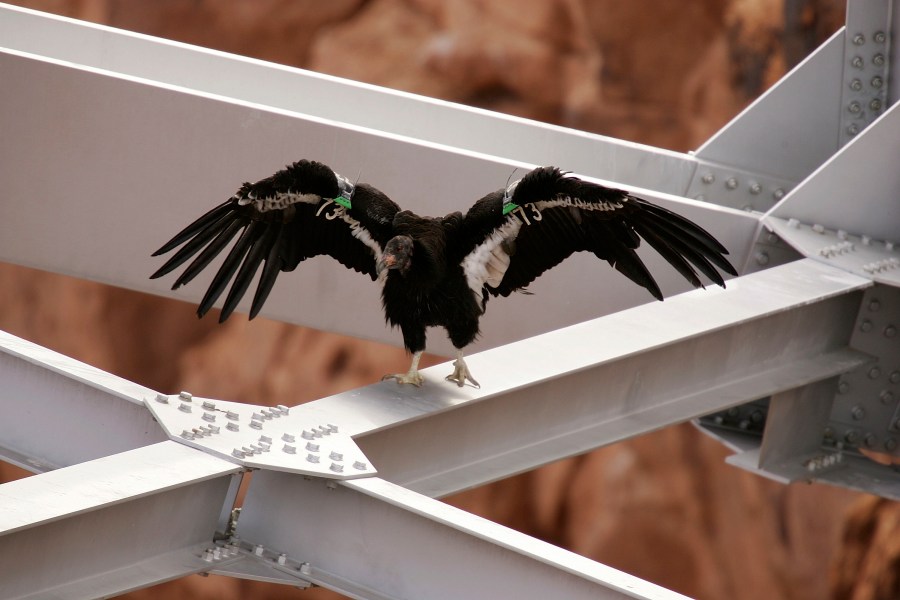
[382,323,426,386]
[445,316,481,388]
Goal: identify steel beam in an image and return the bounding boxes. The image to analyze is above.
[0,44,756,356]
[0,442,242,599]
[0,330,165,473]
[234,471,690,600]
[285,259,871,497]
[0,3,698,197]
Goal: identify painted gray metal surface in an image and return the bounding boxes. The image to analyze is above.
[0,3,698,197]
[235,471,690,600]
[0,330,165,473]
[0,442,241,599]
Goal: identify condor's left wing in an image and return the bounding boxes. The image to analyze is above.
[459,166,737,303]
[150,160,399,322]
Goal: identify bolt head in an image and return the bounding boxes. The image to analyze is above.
[871,76,883,89]
[851,56,864,68]
[870,98,883,111]
[725,177,738,190]
[869,366,882,379]
[773,188,785,200]
[860,319,873,332]
[701,173,715,184]
[849,78,862,91]
[179,391,193,401]
[873,53,885,66]
[848,101,861,114]
[874,31,886,43]
[852,33,865,45]
[283,444,296,454]
[226,422,239,432]
[884,326,897,339]
[851,405,866,420]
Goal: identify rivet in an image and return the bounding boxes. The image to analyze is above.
[868,299,881,311]
[250,420,263,430]
[328,424,339,433]
[890,371,900,384]
[208,425,220,434]
[353,461,367,470]
[226,422,239,432]
[852,33,865,45]
[864,434,877,448]
[306,453,320,463]
[845,430,860,443]
[181,429,194,439]
[823,426,835,440]
[283,444,296,454]
[179,403,192,413]
[848,101,861,114]
[869,366,881,379]
[306,442,319,452]
[276,404,290,414]
[251,412,264,422]
[812,223,825,234]
[301,430,315,440]
[873,53,885,66]
[203,412,216,423]
[837,230,848,240]
[861,235,871,245]
[748,181,761,195]
[226,411,239,421]
[277,553,287,566]
[773,188,785,200]
[695,194,706,202]
[851,405,865,420]
[725,177,738,190]
[202,400,216,410]
[787,218,800,228]
[330,462,344,473]
[329,451,343,461]
[870,98,883,111]
[232,448,245,458]
[212,547,222,560]
[741,204,753,212]
[701,173,715,185]
[885,438,897,451]
[847,123,860,136]
[155,393,169,404]
[179,391,193,401]
[886,241,895,251]
[838,380,850,394]
[300,562,312,575]
[874,31,886,43]
[254,544,264,557]
[871,76,883,89]
[881,390,895,404]
[203,549,215,562]
[259,435,273,445]
[755,251,770,266]
[851,55,864,68]
[849,78,862,91]
[884,325,897,338]
[282,433,296,443]
[860,319,873,332]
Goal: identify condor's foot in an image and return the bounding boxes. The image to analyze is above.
[382,351,425,387]
[445,351,480,388]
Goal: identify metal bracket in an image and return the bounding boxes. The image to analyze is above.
[685,158,797,213]
[145,392,377,479]
[839,0,892,146]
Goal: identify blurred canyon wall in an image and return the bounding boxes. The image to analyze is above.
[2,1,897,599]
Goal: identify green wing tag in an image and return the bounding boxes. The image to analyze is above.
[332,173,356,210]
[502,202,518,216]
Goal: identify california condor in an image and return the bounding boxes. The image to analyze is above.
[151,160,737,387]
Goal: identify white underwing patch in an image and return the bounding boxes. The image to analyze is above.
[462,217,522,306]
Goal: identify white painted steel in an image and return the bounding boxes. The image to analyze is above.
[0,47,754,357]
[767,101,900,248]
[0,3,697,196]
[0,330,166,473]
[694,30,845,184]
[0,442,241,599]
[236,471,691,600]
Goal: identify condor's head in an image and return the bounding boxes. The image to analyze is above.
[377,235,414,277]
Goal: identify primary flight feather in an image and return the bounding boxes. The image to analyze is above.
[151,159,737,387]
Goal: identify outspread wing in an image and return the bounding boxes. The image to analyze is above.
[150,160,399,322]
[460,166,737,302]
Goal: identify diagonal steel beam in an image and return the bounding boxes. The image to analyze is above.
[293,259,872,497]
[0,442,242,599]
[0,330,165,473]
[233,471,690,600]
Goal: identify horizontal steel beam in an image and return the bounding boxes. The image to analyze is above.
[0,3,698,197]
[235,471,690,600]
[292,259,871,497]
[0,45,756,356]
[0,442,241,599]
[0,330,165,473]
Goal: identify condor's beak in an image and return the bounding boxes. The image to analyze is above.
[376,253,396,277]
